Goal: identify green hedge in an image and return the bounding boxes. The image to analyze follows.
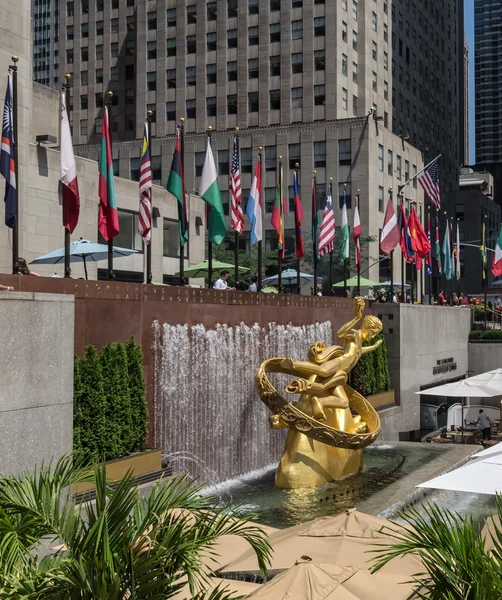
[351,334,391,397]
[73,337,148,464]
[469,330,502,340]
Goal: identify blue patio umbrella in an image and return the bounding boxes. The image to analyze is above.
[30,239,138,279]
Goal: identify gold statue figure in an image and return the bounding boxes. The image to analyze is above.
[256,298,383,488]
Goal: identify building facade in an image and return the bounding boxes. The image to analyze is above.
[464,35,469,166]
[32,0,59,88]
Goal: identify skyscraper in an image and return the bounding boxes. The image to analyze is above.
[32,0,59,88]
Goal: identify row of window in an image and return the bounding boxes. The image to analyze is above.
[67,0,132,16]
[377,144,417,185]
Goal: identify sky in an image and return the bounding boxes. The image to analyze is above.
[465,0,475,162]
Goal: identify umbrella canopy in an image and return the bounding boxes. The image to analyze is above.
[219,509,422,578]
[333,276,381,288]
[262,269,322,287]
[467,369,502,394]
[246,560,416,600]
[30,239,137,265]
[171,576,260,600]
[415,380,501,398]
[177,260,250,279]
[380,281,411,289]
[481,514,501,552]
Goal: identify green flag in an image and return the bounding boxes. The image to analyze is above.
[199,138,227,245]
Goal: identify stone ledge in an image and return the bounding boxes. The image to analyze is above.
[0,291,74,303]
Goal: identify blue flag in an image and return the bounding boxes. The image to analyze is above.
[1,73,16,228]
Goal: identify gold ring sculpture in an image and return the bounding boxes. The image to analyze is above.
[256,298,383,488]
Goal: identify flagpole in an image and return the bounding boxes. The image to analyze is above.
[428,206,432,304]
[207,126,213,289]
[278,156,283,293]
[419,201,424,303]
[234,128,240,286]
[257,146,263,291]
[389,187,394,300]
[106,91,114,280]
[313,171,317,295]
[398,153,442,194]
[63,73,72,278]
[399,194,405,302]
[145,110,153,284]
[295,163,301,295]
[343,183,347,297]
[356,189,361,296]
[179,117,185,286]
[484,213,488,330]
[329,177,333,295]
[10,56,19,274]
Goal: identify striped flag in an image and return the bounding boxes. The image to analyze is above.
[1,72,16,228]
[138,122,152,244]
[293,170,304,259]
[60,92,80,233]
[318,182,335,257]
[426,214,432,275]
[353,193,361,269]
[340,188,350,262]
[492,225,502,278]
[271,162,285,257]
[380,196,399,254]
[418,159,441,209]
[166,127,189,246]
[246,155,262,244]
[230,137,244,234]
[98,106,119,241]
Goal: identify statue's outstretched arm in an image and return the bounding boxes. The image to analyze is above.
[336,316,360,339]
[280,358,332,377]
[361,339,383,355]
[286,371,347,394]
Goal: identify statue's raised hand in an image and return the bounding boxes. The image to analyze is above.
[355,297,365,319]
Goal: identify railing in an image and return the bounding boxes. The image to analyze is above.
[446,403,500,429]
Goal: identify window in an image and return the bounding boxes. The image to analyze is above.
[125,65,134,80]
[228,0,238,18]
[289,143,300,169]
[413,165,417,188]
[292,53,303,73]
[81,23,88,38]
[309,51,324,75]
[186,5,196,24]
[167,39,176,56]
[248,92,259,113]
[352,29,357,50]
[227,94,237,115]
[384,111,388,128]
[96,44,103,60]
[80,94,88,110]
[352,94,358,114]
[352,62,358,83]
[186,99,196,119]
[248,58,259,79]
[81,47,89,62]
[387,150,393,175]
[227,29,238,48]
[265,146,277,171]
[96,20,103,35]
[96,0,103,11]
[270,0,280,9]
[384,23,388,42]
[130,158,140,181]
[339,139,351,165]
[292,0,302,7]
[270,55,281,77]
[195,151,205,177]
[378,144,384,171]
[66,49,74,64]
[218,150,230,175]
[127,15,135,30]
[372,41,377,60]
[270,23,280,43]
[186,66,196,86]
[342,54,348,76]
[187,36,196,53]
[265,188,276,213]
[67,2,74,16]
[378,186,384,213]
[338,183,352,208]
[372,71,377,92]
[167,8,176,26]
[96,68,103,83]
[292,20,303,39]
[314,142,326,168]
[227,61,237,81]
[341,87,348,110]
[112,0,118,8]
[81,70,88,85]
[125,89,134,105]
[111,42,119,57]
[291,87,303,108]
[396,155,402,180]
[167,68,176,88]
[108,210,143,251]
[270,89,280,110]
[455,204,464,221]
[95,117,103,134]
[80,119,88,136]
[342,21,347,42]
[384,80,388,100]
[95,93,104,107]
[147,41,157,60]
[314,85,325,105]
[352,0,357,20]
[342,0,347,9]
[249,0,259,14]
[314,17,325,36]
[383,51,388,70]
[206,64,216,84]
[166,101,176,121]
[147,11,157,30]
[371,11,377,31]
[147,71,156,91]
[248,26,259,45]
[241,147,253,173]
[206,96,216,117]
[111,18,119,33]
[405,160,409,182]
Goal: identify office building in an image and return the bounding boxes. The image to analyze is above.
[32,0,59,88]
[464,35,469,166]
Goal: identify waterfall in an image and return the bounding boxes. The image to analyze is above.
[153,320,332,483]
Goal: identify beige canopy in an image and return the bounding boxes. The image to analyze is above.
[245,560,417,600]
[220,509,422,577]
[481,514,501,552]
[171,576,260,600]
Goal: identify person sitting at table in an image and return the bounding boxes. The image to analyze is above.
[477,409,492,440]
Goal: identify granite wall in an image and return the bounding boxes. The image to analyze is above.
[0,292,74,475]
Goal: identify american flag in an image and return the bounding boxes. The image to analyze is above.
[230,137,244,233]
[318,182,335,256]
[1,72,16,228]
[138,122,152,243]
[418,159,441,209]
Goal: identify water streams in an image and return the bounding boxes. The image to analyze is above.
[153,320,332,482]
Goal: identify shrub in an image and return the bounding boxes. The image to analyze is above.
[469,329,502,340]
[126,337,148,452]
[351,334,391,396]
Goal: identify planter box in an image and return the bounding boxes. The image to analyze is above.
[73,449,162,495]
[367,390,396,410]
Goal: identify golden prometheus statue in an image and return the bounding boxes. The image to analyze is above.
[256,298,383,488]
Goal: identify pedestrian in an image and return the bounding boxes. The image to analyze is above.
[496,296,502,324]
[460,292,469,306]
[452,293,459,306]
[248,275,258,292]
[477,409,492,441]
[15,257,41,277]
[438,290,446,306]
[316,284,323,296]
[0,284,14,291]
[213,270,235,290]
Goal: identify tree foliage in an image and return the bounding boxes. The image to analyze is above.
[351,334,391,396]
[126,337,148,452]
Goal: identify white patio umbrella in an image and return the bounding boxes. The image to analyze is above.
[467,369,502,393]
[262,269,322,288]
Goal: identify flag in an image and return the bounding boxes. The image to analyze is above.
[426,214,432,276]
[449,221,455,280]
[60,92,80,233]
[397,202,414,262]
[455,222,461,280]
[318,182,335,257]
[442,221,452,280]
[435,221,442,275]
[492,225,502,278]
[98,106,119,241]
[138,122,152,244]
[481,221,487,280]
[340,188,350,262]
[408,207,431,259]
[271,163,285,257]
[293,170,304,259]
[230,137,244,234]
[246,155,262,244]
[418,159,441,209]
[166,127,189,246]
[311,178,320,260]
[1,73,16,228]
[380,196,399,254]
[353,193,361,269]
[199,137,226,245]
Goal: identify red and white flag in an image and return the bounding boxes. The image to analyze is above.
[353,193,361,268]
[60,92,80,233]
[230,137,244,233]
[380,196,400,254]
[138,122,152,244]
[318,182,335,256]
